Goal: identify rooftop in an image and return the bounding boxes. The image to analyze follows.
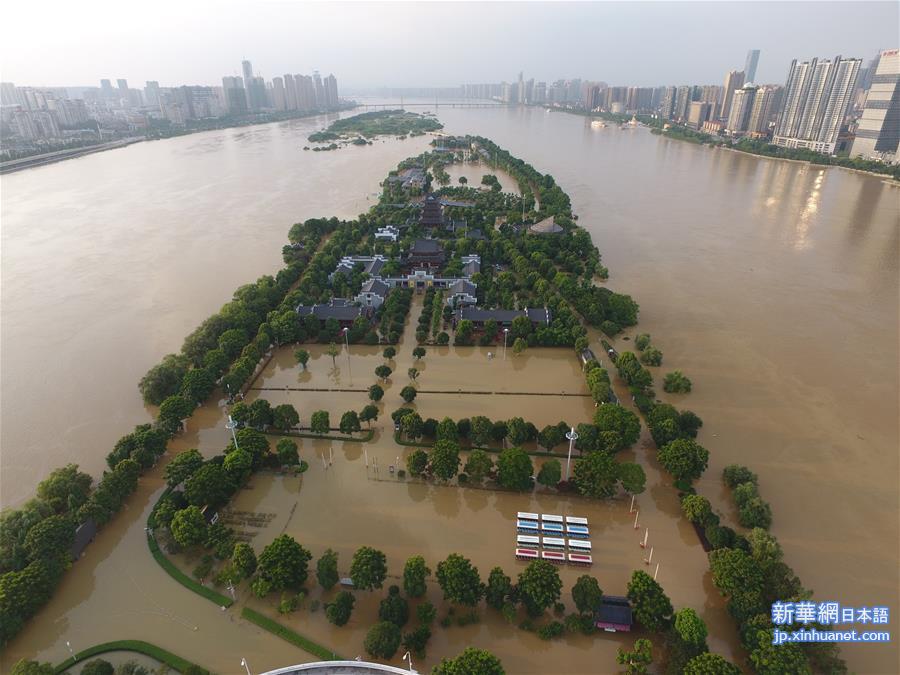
[457,307,550,324]
[297,301,363,322]
[359,279,390,296]
[409,239,443,254]
[528,216,564,235]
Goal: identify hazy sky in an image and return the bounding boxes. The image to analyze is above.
[2,1,896,89]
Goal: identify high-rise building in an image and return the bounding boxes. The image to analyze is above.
[745,50,761,83]
[727,84,758,134]
[323,74,339,109]
[144,81,161,108]
[313,72,324,108]
[297,75,315,110]
[272,77,287,111]
[100,79,115,100]
[284,74,298,110]
[688,101,712,128]
[222,76,248,114]
[674,86,693,121]
[660,86,678,119]
[747,86,775,135]
[720,70,746,121]
[851,49,900,162]
[241,60,255,110]
[774,55,862,154]
[1,82,17,105]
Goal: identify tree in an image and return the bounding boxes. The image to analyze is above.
[683,653,741,675]
[170,506,207,548]
[658,438,709,484]
[185,463,231,506]
[294,348,310,368]
[496,446,533,491]
[518,559,563,616]
[36,464,92,514]
[464,449,493,483]
[350,546,387,590]
[412,346,426,360]
[617,639,653,675]
[24,515,75,560]
[379,586,410,627]
[310,410,330,434]
[681,494,714,526]
[436,417,458,441]
[640,346,663,366]
[436,331,450,345]
[276,438,299,466]
[674,607,708,653]
[436,553,484,606]
[359,404,379,426]
[339,410,361,434]
[417,600,437,626]
[368,384,384,401]
[432,648,504,675]
[401,412,424,440]
[180,367,216,405]
[257,534,312,592]
[364,621,401,659]
[573,451,618,498]
[326,590,356,626]
[535,458,561,488]
[223,448,253,483]
[616,462,646,494]
[246,399,274,429]
[484,566,513,610]
[139,353,189,405]
[749,643,811,675]
[326,342,340,364]
[234,428,270,466]
[626,570,673,632]
[572,574,603,615]
[402,625,432,658]
[375,365,392,381]
[403,555,430,598]
[431,440,461,481]
[407,367,419,381]
[310,548,340,591]
[164,449,204,488]
[512,337,526,355]
[80,660,114,675]
[231,542,257,580]
[593,404,641,450]
[400,385,417,403]
[506,417,529,445]
[10,661,55,675]
[538,425,564,451]
[470,416,493,447]
[635,334,652,351]
[383,346,397,359]
[406,449,428,476]
[272,404,300,431]
[158,394,195,427]
[664,371,692,393]
[458,176,468,184]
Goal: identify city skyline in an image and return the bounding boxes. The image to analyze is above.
[2,2,896,88]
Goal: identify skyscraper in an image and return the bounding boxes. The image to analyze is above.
[284,74,298,110]
[272,77,287,111]
[747,86,775,135]
[720,70,746,121]
[774,55,862,154]
[851,49,899,162]
[745,50,761,83]
[313,72,324,108]
[144,81,161,108]
[727,84,758,134]
[324,74,339,109]
[222,76,248,114]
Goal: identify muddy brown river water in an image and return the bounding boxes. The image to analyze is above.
[1,104,897,673]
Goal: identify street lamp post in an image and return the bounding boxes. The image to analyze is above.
[503,328,509,359]
[241,658,252,675]
[565,426,579,481]
[343,327,352,381]
[226,415,239,449]
[403,650,416,673]
[66,641,75,665]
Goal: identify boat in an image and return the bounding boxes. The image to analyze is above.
[591,120,607,129]
[541,550,566,564]
[516,548,539,560]
[568,553,593,567]
[542,537,566,551]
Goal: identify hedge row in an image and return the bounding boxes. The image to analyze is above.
[54,639,207,674]
[241,607,342,661]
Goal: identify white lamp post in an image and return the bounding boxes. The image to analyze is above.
[66,641,75,665]
[565,426,579,481]
[226,415,239,449]
[241,658,252,675]
[503,328,509,359]
[403,650,417,673]
[343,327,352,380]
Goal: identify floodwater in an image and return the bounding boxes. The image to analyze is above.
[1,103,897,673]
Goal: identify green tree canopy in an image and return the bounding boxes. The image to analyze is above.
[316,548,339,590]
[364,621,401,659]
[272,403,300,431]
[674,607,709,650]
[536,459,562,488]
[485,566,513,610]
[627,570,673,632]
[310,410,330,434]
[257,534,312,592]
[24,514,75,561]
[517,559,563,616]
[496,446,534,491]
[431,440,461,481]
[350,546,388,590]
[464,449,493,482]
[368,384,384,401]
[185,463,231,507]
[432,648,505,675]
[359,404,379,426]
[403,555,431,598]
[276,438,300,466]
[379,586,410,627]
[339,410,361,434]
[326,590,355,626]
[36,464,92,514]
[573,451,618,498]
[683,653,741,675]
[170,506,207,548]
[164,449,204,488]
[231,542,257,580]
[616,638,653,675]
[400,385,417,403]
[572,574,603,615]
[469,415,493,446]
[593,404,641,450]
[436,553,484,606]
[657,438,709,484]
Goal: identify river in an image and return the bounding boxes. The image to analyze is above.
[1,104,897,673]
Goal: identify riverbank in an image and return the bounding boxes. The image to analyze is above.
[0,139,144,174]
